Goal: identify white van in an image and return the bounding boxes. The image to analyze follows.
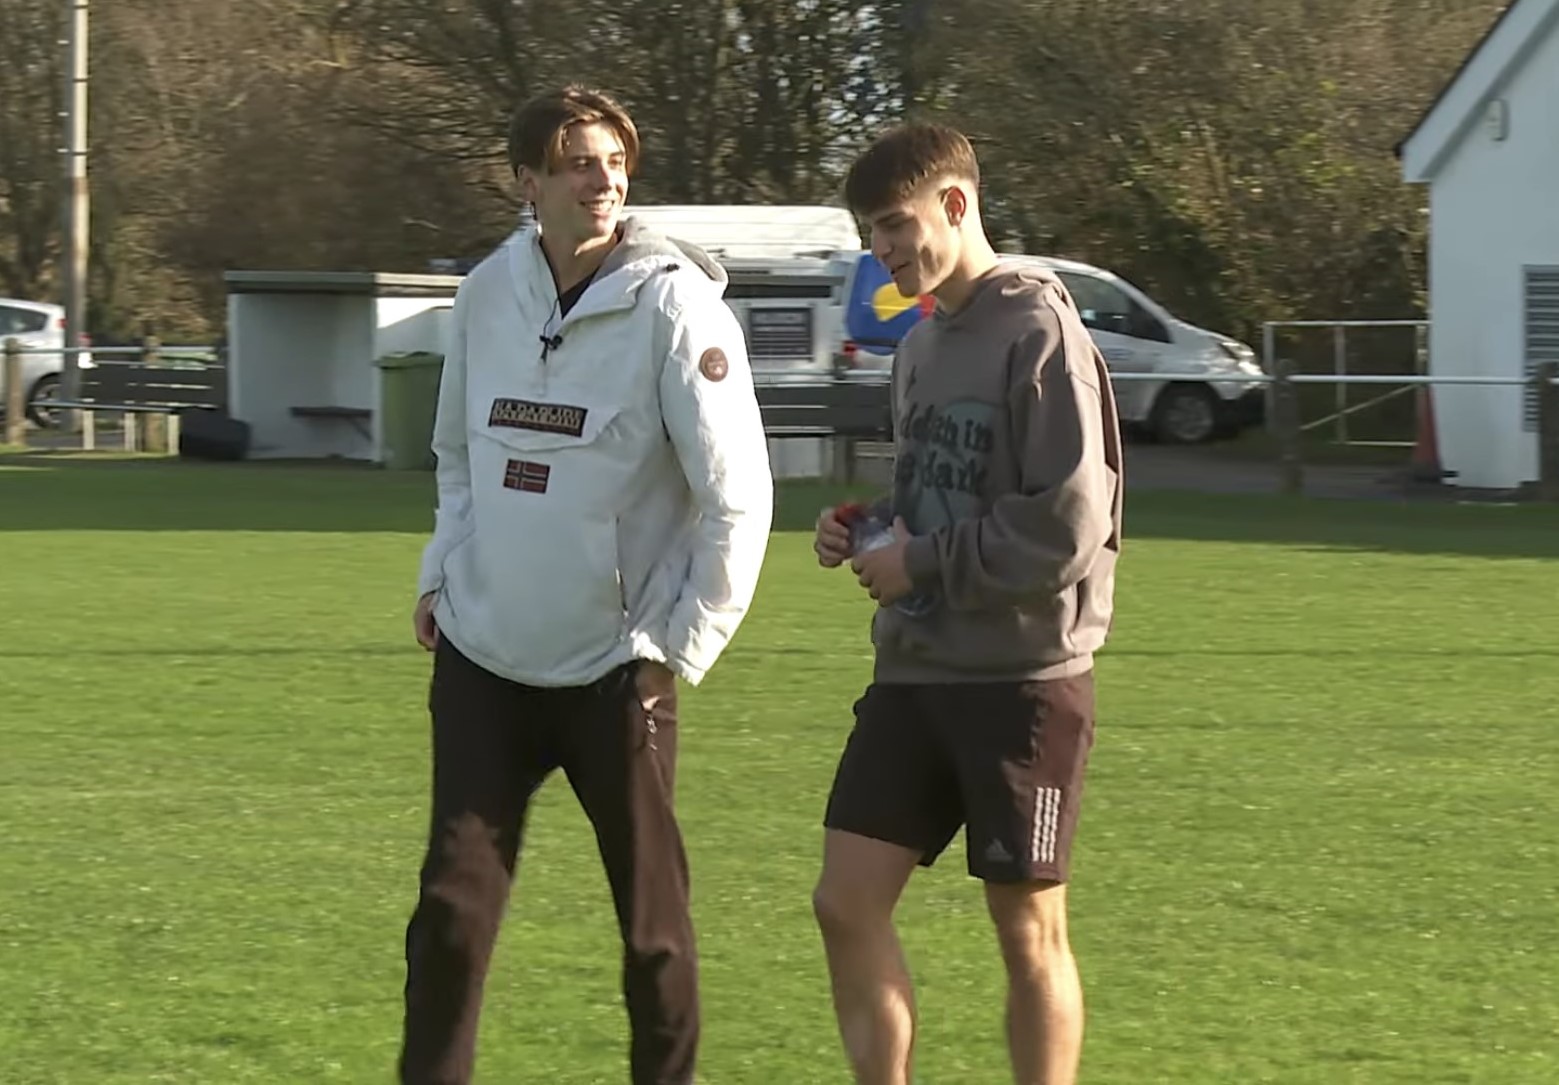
[608,205,863,477]
[623,205,858,382]
[831,251,1267,444]
[622,203,861,260]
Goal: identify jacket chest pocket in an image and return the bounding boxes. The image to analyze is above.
[456,394,634,675]
[476,395,631,501]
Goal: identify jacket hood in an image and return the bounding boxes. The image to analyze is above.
[597,216,728,287]
[502,217,729,321]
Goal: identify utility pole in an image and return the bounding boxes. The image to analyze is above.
[62,0,89,416]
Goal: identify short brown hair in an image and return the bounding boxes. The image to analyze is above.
[844,123,980,215]
[507,85,640,176]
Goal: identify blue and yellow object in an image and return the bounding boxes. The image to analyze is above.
[844,254,935,356]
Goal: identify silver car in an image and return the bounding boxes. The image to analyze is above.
[0,297,93,428]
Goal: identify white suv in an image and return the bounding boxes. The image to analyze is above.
[832,252,1266,444]
[0,298,93,428]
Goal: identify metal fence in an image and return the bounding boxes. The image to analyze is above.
[1261,319,1430,448]
[2,339,223,449]
[1108,362,1559,496]
[7,335,1558,499]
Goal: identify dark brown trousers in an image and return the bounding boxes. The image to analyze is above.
[398,638,696,1085]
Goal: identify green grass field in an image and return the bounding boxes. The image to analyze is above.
[2,452,1556,1084]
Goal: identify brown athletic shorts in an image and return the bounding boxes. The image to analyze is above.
[822,674,1096,884]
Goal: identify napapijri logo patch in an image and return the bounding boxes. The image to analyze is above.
[503,459,551,494]
[489,398,588,437]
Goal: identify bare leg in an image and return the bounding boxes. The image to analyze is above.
[812,830,923,1085]
[985,881,1083,1085]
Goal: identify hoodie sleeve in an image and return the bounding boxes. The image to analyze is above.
[417,282,474,597]
[656,290,775,685]
[902,308,1118,608]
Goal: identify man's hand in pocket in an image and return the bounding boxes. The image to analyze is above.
[635,660,677,711]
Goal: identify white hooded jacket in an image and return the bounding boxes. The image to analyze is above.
[417,219,774,687]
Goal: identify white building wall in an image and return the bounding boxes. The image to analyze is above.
[1426,17,1559,489]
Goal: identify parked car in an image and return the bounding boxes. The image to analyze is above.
[0,297,93,428]
[831,251,1266,444]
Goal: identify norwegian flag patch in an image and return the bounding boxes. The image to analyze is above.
[503,459,551,494]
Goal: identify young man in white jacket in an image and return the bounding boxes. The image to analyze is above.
[398,85,774,1085]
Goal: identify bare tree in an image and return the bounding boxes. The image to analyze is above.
[0,0,1517,345]
[934,0,1508,339]
[0,0,65,298]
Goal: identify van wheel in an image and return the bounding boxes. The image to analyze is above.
[1151,383,1218,444]
[26,374,62,429]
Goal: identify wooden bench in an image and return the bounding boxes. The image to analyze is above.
[289,405,373,442]
[50,362,227,451]
[754,379,893,439]
[755,379,894,483]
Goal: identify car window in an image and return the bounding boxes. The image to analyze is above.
[0,305,49,336]
[1055,272,1169,343]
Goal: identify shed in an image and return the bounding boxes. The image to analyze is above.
[1399,0,1559,490]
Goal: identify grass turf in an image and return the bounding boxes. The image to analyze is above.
[1,452,1556,1083]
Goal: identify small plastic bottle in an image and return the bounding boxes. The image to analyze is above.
[836,502,938,617]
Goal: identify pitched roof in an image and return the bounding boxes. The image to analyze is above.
[1398,0,1559,181]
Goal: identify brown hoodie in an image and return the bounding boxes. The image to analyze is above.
[872,262,1125,683]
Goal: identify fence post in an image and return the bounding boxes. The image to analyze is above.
[1539,361,1559,502]
[830,436,858,484]
[4,338,24,447]
[1332,324,1348,445]
[1272,356,1304,495]
[138,331,169,453]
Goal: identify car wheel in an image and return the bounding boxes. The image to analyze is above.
[1151,383,1219,444]
[26,374,62,429]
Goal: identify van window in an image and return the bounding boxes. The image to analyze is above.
[1055,272,1170,343]
[0,306,48,336]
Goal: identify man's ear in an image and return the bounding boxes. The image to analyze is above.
[943,185,968,227]
[516,165,541,205]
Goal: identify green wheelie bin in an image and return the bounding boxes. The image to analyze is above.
[375,351,444,471]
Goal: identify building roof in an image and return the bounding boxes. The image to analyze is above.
[1398,0,1559,181]
[223,272,463,297]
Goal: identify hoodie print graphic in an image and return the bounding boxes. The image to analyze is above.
[893,398,998,536]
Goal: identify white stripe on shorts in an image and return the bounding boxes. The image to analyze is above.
[1031,786,1062,866]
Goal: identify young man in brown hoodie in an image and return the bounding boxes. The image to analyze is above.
[812,123,1125,1085]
